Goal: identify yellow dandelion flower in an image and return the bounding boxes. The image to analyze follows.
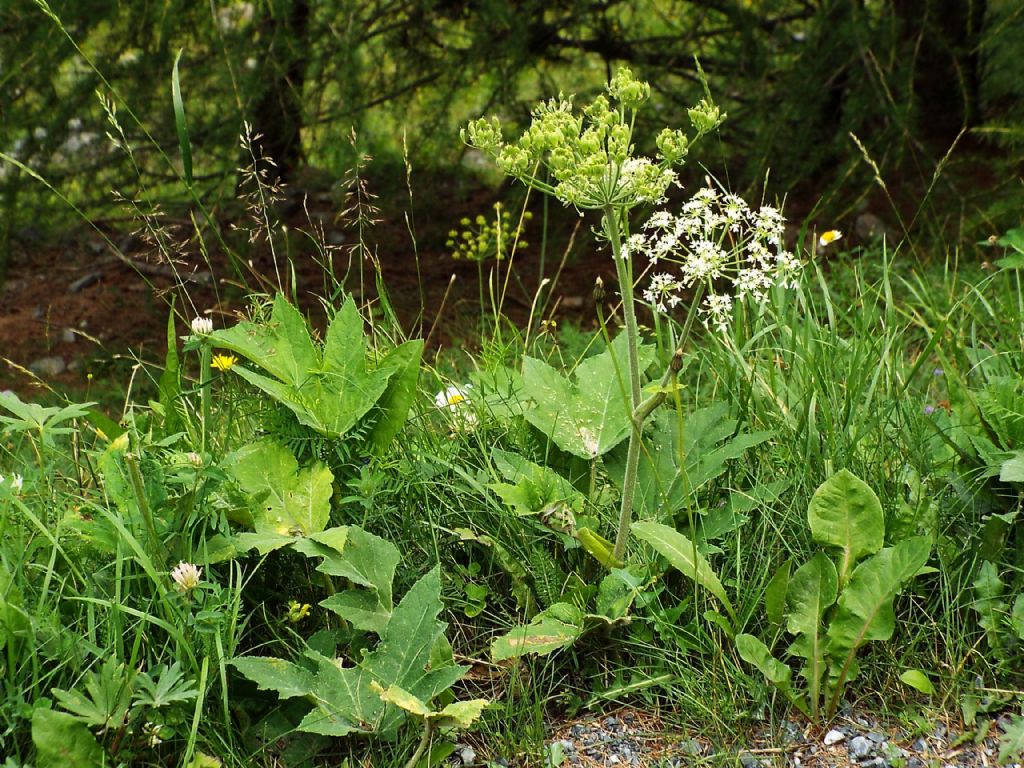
[819,229,842,248]
[211,353,238,372]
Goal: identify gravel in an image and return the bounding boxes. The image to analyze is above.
[519,708,1024,768]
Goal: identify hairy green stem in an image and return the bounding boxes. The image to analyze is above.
[200,344,212,452]
[125,447,164,567]
[404,718,434,768]
[605,207,643,562]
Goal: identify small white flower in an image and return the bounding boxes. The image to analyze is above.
[435,384,472,412]
[703,293,734,332]
[643,273,683,313]
[170,562,202,592]
[622,233,646,260]
[10,474,23,492]
[819,229,842,248]
[434,384,477,428]
[191,316,213,335]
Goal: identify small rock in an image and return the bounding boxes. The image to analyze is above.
[932,724,947,741]
[678,738,704,756]
[458,745,476,765]
[849,735,874,760]
[739,752,761,768]
[912,738,928,752]
[68,272,102,293]
[867,732,886,744]
[824,729,846,746]
[855,212,889,241]
[907,758,925,768]
[61,328,76,344]
[28,356,66,377]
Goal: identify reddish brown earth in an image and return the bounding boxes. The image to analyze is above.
[0,176,618,400]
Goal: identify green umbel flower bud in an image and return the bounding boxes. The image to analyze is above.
[497,145,531,176]
[463,117,503,152]
[688,99,725,134]
[656,128,690,164]
[608,67,650,109]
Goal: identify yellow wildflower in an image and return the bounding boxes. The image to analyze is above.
[211,354,238,372]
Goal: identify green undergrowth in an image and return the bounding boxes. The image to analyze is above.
[2,65,1024,768]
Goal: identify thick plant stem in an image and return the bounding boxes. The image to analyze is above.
[404,719,434,768]
[605,207,643,562]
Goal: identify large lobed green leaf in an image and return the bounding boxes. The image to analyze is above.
[233,567,466,739]
[31,710,105,768]
[807,469,884,587]
[211,296,421,442]
[227,438,334,537]
[521,332,655,459]
[491,602,585,661]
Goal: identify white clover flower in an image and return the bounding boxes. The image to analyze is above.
[191,316,213,335]
[186,451,203,467]
[171,562,202,592]
[819,229,842,248]
[10,474,23,493]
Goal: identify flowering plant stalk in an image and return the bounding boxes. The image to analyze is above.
[464,66,724,560]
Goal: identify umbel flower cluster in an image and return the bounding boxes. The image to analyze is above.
[636,186,802,331]
[463,67,723,211]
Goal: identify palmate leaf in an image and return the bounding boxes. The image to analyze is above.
[226,439,333,536]
[521,332,655,459]
[211,295,418,440]
[807,469,884,588]
[233,567,466,739]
